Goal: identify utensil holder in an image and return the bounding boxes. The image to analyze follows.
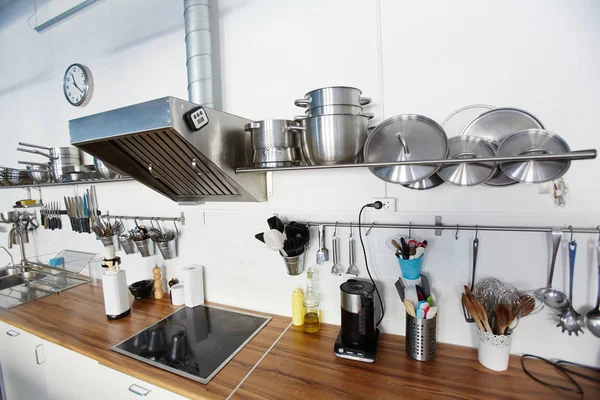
[476,329,512,371]
[397,257,423,280]
[281,250,306,276]
[100,235,118,248]
[157,239,177,260]
[405,313,436,361]
[119,236,137,255]
[135,238,155,258]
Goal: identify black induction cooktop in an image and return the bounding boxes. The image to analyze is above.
[112,305,270,384]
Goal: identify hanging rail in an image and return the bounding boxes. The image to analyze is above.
[102,212,185,226]
[236,149,596,173]
[301,221,600,235]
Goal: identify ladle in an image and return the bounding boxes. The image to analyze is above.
[584,235,600,337]
[536,228,571,310]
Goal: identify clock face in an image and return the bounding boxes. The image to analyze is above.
[63,64,92,106]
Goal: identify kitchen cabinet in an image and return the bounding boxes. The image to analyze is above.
[0,321,48,400]
[93,363,185,399]
[43,340,97,400]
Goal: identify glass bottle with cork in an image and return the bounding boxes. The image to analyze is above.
[303,267,321,333]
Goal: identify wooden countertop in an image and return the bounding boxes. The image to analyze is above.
[1,285,598,399]
[232,324,600,400]
[0,284,290,400]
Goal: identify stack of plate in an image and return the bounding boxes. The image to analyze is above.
[0,167,32,186]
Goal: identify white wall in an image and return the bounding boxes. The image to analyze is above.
[1,0,599,366]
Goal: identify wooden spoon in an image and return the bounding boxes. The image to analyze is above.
[496,304,511,335]
[462,293,484,331]
[469,294,493,334]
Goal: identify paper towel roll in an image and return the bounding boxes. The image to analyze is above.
[182,265,204,308]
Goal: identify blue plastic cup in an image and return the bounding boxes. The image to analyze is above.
[397,257,423,280]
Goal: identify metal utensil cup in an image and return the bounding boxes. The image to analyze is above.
[281,248,306,276]
[118,236,137,255]
[157,238,177,260]
[135,238,155,258]
[405,313,437,361]
[100,235,118,248]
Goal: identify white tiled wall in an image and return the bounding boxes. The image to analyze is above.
[1,0,599,366]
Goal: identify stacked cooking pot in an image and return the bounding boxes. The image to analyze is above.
[294,86,373,165]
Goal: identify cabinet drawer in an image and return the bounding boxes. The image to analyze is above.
[93,363,185,399]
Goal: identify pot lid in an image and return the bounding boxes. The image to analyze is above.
[438,136,497,186]
[364,115,448,185]
[441,104,495,137]
[498,129,570,183]
[461,108,544,144]
[401,173,444,190]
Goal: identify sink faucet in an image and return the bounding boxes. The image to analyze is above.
[0,246,14,268]
[8,227,27,268]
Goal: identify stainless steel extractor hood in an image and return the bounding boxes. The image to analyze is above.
[69,97,266,203]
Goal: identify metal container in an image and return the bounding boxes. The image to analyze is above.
[281,250,306,276]
[94,158,123,179]
[26,165,51,184]
[305,104,363,116]
[118,236,137,255]
[100,235,119,248]
[294,86,371,109]
[437,136,497,186]
[498,129,571,183]
[363,114,448,185]
[245,120,303,168]
[157,239,177,260]
[297,113,371,166]
[135,238,155,258]
[406,313,437,361]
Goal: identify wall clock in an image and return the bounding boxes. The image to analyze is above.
[63,63,93,107]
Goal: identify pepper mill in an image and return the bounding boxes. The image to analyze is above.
[153,266,164,299]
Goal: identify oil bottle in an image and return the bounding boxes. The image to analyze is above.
[303,267,321,333]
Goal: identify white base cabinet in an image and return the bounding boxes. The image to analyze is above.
[0,321,185,400]
[0,321,48,400]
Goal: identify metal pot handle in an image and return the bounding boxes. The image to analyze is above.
[360,97,372,106]
[18,142,52,151]
[18,161,50,167]
[17,148,54,159]
[293,115,308,121]
[294,99,311,108]
[244,122,261,131]
[362,113,374,120]
[287,125,306,131]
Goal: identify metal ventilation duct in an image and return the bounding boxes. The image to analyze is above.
[69,97,266,203]
[184,0,213,106]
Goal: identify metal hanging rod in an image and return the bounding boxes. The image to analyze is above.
[302,221,600,235]
[102,212,185,226]
[236,149,596,173]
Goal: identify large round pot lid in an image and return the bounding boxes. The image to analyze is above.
[461,107,543,186]
[364,115,448,185]
[498,129,571,183]
[438,136,497,186]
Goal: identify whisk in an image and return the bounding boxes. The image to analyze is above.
[473,278,521,326]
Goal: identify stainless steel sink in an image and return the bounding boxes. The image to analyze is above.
[0,268,21,278]
[0,275,28,290]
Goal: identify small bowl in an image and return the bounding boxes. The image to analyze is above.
[129,279,155,299]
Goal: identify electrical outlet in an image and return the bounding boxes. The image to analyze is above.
[372,197,396,212]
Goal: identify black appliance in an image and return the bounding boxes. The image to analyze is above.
[334,279,379,363]
[112,305,270,384]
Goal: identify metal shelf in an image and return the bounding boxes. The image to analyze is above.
[0,177,133,190]
[235,149,596,173]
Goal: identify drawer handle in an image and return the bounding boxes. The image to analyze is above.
[35,344,45,365]
[6,330,20,337]
[129,384,151,397]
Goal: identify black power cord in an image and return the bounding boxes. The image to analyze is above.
[358,201,385,326]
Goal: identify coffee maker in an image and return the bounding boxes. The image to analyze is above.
[334,279,379,362]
